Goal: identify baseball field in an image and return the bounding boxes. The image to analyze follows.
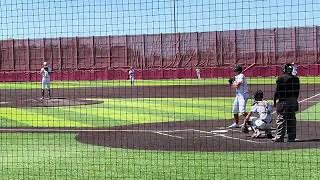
[1,77,320,179]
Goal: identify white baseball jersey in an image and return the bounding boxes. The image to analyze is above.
[41,67,51,80]
[129,69,135,78]
[251,100,272,123]
[292,65,298,76]
[41,67,51,89]
[234,73,248,94]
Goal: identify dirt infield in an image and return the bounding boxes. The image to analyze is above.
[0,97,103,107]
[1,83,320,152]
[76,120,320,152]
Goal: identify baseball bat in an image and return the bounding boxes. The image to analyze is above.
[243,63,256,73]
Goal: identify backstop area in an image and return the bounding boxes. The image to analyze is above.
[0,0,320,179]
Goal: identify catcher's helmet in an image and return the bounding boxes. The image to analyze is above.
[234,64,243,73]
[282,63,294,74]
[254,90,263,101]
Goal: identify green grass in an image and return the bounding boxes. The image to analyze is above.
[0,97,252,128]
[297,102,320,121]
[0,97,316,128]
[1,76,320,89]
[1,133,320,179]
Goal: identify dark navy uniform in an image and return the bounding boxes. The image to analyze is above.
[273,64,300,142]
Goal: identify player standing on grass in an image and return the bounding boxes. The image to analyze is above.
[273,63,300,142]
[196,67,201,79]
[40,62,52,99]
[128,66,135,86]
[228,64,249,128]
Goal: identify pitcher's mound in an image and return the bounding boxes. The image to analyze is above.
[3,97,103,107]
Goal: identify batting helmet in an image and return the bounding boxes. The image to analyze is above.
[234,64,243,73]
[254,90,263,101]
[282,63,294,74]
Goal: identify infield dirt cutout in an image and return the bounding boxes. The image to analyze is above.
[0,97,103,107]
[1,84,320,152]
[76,120,320,152]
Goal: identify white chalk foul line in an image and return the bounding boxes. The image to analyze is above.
[299,93,320,103]
[209,129,229,133]
[155,132,184,139]
[0,128,218,134]
[192,129,267,144]
[159,129,197,133]
[200,136,214,138]
[0,128,189,140]
[0,128,266,143]
[301,100,319,103]
[271,92,320,115]
[0,128,185,140]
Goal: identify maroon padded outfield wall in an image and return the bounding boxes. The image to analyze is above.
[0,64,318,82]
[0,26,319,81]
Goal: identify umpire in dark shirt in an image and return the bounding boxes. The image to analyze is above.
[273,63,300,142]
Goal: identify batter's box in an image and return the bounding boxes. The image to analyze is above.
[156,129,267,144]
[156,129,206,139]
[156,129,234,140]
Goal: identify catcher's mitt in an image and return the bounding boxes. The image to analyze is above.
[228,77,235,85]
[241,124,249,134]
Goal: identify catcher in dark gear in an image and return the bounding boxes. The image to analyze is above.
[241,90,273,139]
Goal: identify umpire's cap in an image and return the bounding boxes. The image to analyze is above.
[282,63,294,74]
[254,90,264,101]
[234,64,243,73]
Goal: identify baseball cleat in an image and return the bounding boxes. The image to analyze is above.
[287,139,296,142]
[267,134,274,139]
[251,131,261,138]
[272,137,284,142]
[228,122,239,128]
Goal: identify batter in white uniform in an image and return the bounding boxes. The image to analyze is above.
[229,64,249,128]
